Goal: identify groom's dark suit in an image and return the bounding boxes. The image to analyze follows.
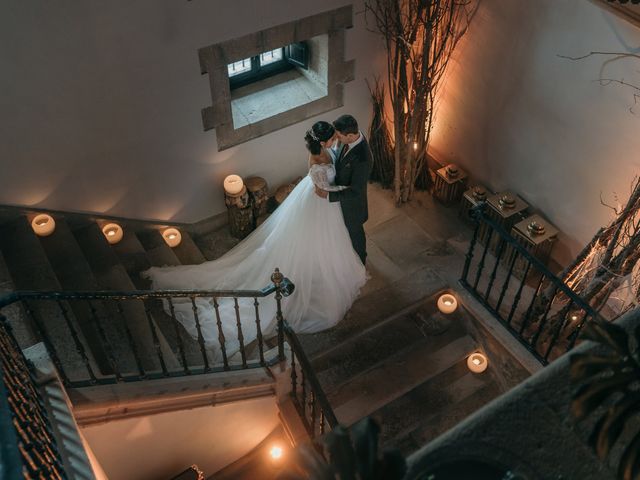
[329,135,373,265]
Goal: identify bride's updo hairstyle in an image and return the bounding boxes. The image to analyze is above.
[304,121,335,155]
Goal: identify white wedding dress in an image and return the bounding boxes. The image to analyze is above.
[142,159,367,361]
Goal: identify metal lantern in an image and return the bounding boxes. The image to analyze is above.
[503,214,559,279]
[479,191,529,251]
[460,185,490,223]
[433,164,468,204]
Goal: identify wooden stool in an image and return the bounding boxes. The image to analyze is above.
[224,186,254,239]
[245,176,269,218]
[274,176,304,206]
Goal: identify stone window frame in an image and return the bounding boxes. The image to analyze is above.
[198,5,355,151]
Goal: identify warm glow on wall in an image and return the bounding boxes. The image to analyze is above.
[31,214,55,237]
[102,223,123,245]
[162,228,182,248]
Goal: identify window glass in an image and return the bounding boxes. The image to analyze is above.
[227,58,252,77]
[259,48,284,66]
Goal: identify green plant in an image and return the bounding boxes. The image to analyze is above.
[570,318,640,480]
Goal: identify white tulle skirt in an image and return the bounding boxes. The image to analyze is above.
[142,175,367,359]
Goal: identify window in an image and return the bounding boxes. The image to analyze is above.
[199,5,355,150]
[227,44,308,90]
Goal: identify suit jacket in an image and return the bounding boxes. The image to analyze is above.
[329,135,373,228]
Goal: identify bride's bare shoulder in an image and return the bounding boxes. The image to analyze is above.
[309,150,331,167]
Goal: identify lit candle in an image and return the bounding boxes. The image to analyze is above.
[102,223,123,245]
[223,175,244,196]
[413,142,418,151]
[437,293,458,314]
[162,227,182,248]
[467,352,488,373]
[31,214,56,237]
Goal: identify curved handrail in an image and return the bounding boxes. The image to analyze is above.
[468,205,603,322]
[283,322,339,430]
[0,279,295,308]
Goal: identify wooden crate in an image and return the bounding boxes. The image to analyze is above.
[433,164,468,204]
[502,214,559,279]
[479,191,529,250]
[460,184,490,222]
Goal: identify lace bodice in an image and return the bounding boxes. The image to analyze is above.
[309,163,347,192]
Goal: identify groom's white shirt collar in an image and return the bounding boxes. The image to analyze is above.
[346,131,364,152]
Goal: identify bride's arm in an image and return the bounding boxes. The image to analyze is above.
[309,166,347,192]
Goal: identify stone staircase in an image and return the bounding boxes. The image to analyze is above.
[0,206,236,385]
[299,290,516,458]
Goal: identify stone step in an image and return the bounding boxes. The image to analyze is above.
[136,230,181,268]
[0,216,94,382]
[170,230,206,265]
[37,217,119,374]
[135,230,212,370]
[312,301,467,392]
[392,379,502,456]
[330,334,477,426]
[0,248,36,347]
[191,226,239,262]
[73,223,173,377]
[298,265,448,359]
[373,359,494,454]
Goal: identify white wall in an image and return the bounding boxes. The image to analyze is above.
[429,0,640,263]
[81,396,279,480]
[0,1,385,223]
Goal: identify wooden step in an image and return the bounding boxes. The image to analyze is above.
[73,223,176,377]
[0,216,96,382]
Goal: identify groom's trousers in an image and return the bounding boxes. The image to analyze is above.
[347,223,367,265]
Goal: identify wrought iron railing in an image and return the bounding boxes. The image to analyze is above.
[0,317,66,478]
[284,323,338,437]
[0,269,294,388]
[460,206,602,365]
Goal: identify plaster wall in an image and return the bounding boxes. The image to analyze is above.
[0,1,385,223]
[429,0,640,264]
[81,396,279,480]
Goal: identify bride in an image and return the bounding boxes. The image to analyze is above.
[143,121,367,360]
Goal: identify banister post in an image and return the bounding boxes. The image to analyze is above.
[271,268,286,361]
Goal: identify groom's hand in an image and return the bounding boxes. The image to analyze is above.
[315,186,328,199]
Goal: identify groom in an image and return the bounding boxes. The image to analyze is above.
[316,114,373,265]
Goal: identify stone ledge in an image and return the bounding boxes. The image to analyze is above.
[69,367,276,426]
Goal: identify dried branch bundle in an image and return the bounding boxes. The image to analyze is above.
[367,78,395,188]
[365,0,476,204]
[531,178,640,347]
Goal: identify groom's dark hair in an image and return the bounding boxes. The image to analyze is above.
[333,115,359,135]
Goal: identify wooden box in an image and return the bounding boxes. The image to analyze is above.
[433,164,468,204]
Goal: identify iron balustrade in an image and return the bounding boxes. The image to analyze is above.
[284,323,338,438]
[461,206,603,365]
[0,269,294,388]
[0,317,66,479]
